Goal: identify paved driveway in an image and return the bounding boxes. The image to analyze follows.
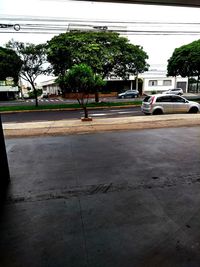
[1,127,200,267]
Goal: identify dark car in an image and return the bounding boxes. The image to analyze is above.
[118,90,139,99]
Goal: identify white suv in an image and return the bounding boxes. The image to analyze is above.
[162,88,183,95]
[141,94,200,115]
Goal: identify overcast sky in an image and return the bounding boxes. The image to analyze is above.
[1,0,200,71]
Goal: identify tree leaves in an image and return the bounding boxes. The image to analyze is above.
[47,31,149,91]
[167,39,200,78]
[0,46,22,84]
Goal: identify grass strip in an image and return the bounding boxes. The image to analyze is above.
[0,101,142,112]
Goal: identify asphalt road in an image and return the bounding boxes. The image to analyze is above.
[1,106,143,123]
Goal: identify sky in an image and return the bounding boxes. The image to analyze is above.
[1,0,200,73]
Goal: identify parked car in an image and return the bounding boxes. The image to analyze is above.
[40,93,48,99]
[118,90,139,99]
[141,94,200,115]
[162,88,183,95]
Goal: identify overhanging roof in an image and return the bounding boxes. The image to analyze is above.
[76,0,200,7]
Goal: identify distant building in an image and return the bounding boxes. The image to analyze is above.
[40,78,61,97]
[0,79,19,100]
[139,67,188,94]
[39,67,188,97]
[141,75,188,94]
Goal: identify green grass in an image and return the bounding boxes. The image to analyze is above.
[0,101,142,112]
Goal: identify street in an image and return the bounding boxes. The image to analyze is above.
[0,127,200,267]
[1,106,143,123]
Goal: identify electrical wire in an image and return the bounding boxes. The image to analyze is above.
[1,15,200,36]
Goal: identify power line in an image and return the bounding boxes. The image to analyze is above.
[1,14,200,25]
[1,15,200,36]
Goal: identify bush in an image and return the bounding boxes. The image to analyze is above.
[28,89,42,99]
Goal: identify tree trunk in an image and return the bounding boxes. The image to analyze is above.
[95,91,99,103]
[197,75,199,93]
[83,106,88,118]
[32,85,38,107]
[19,87,24,100]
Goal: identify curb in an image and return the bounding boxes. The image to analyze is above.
[3,114,200,138]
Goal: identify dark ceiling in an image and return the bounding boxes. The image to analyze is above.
[76,0,200,7]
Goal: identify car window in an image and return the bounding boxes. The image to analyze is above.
[156,96,172,102]
[143,96,151,102]
[172,96,185,103]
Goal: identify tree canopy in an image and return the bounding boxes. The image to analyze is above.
[167,39,200,78]
[63,63,105,118]
[0,46,22,84]
[47,31,149,92]
[6,40,50,106]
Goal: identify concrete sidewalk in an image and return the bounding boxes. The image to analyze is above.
[1,127,200,267]
[3,113,200,137]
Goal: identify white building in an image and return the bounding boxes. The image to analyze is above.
[40,78,61,96]
[141,75,188,94]
[135,66,188,94]
[0,80,19,100]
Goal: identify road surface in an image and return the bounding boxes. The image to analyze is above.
[1,106,143,123]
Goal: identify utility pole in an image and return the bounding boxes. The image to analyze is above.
[0,114,10,190]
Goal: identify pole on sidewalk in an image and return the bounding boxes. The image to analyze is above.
[0,114,10,190]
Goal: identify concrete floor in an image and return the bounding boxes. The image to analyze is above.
[1,127,200,267]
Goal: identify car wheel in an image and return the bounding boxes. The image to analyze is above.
[189,107,199,113]
[153,109,163,115]
[132,95,135,98]
[122,96,125,99]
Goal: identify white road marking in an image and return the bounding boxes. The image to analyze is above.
[109,109,124,112]
[118,111,134,114]
[90,113,107,116]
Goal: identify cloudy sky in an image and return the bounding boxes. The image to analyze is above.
[1,0,200,70]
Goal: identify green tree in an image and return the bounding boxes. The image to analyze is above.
[47,31,149,99]
[167,39,200,91]
[0,46,22,84]
[6,40,50,106]
[61,63,105,118]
